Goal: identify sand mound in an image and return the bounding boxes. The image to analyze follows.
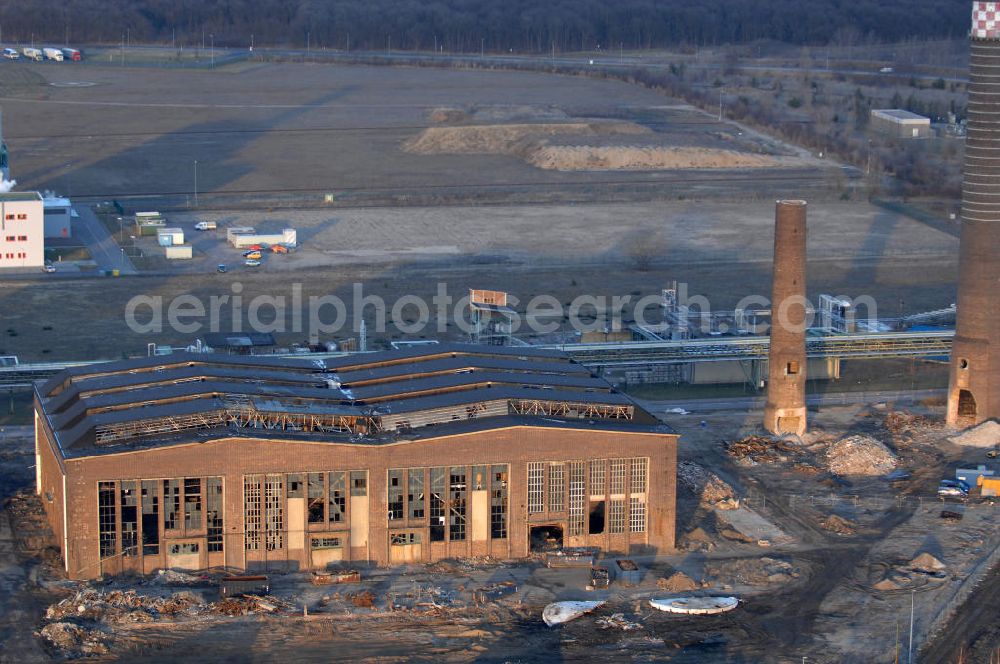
[677,461,737,505]
[526,145,782,171]
[910,552,946,572]
[826,435,897,476]
[949,420,1000,448]
[657,571,700,592]
[403,121,648,155]
[428,107,469,123]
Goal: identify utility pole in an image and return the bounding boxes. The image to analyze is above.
[908,590,915,664]
[120,33,124,66]
[481,37,484,57]
[718,89,723,121]
[193,160,198,208]
[172,28,175,51]
[620,41,623,65]
[551,41,555,65]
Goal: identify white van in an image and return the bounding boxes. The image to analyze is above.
[2,48,19,60]
[194,221,217,231]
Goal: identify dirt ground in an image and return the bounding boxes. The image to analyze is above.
[1,397,996,661]
[0,61,830,209]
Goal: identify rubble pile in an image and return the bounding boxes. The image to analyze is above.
[884,412,937,438]
[909,552,946,574]
[596,613,642,631]
[677,462,737,505]
[825,435,897,476]
[38,622,109,658]
[950,420,1000,449]
[727,435,802,465]
[819,514,857,536]
[147,569,204,586]
[678,527,716,552]
[656,571,700,592]
[45,589,203,624]
[705,557,800,586]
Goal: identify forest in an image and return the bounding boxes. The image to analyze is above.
[0,0,971,51]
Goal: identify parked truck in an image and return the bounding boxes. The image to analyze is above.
[22,47,42,61]
[43,47,64,61]
[61,48,81,61]
[194,220,217,231]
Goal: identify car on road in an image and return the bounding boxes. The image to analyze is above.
[216,264,227,273]
[42,264,56,273]
[2,48,19,60]
[244,259,261,267]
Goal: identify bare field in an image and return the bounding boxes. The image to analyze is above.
[0,61,831,206]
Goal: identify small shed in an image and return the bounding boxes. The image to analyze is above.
[157,227,184,246]
[165,245,193,260]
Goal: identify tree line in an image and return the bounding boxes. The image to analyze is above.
[0,0,970,51]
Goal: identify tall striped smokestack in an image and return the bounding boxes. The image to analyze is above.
[764,200,808,437]
[946,2,1000,427]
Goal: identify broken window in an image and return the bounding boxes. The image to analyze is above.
[264,475,284,551]
[391,532,421,546]
[98,481,116,559]
[490,465,508,540]
[184,478,202,530]
[527,462,544,514]
[328,472,346,524]
[588,500,605,535]
[449,467,467,541]
[408,469,425,520]
[568,461,586,537]
[207,477,223,553]
[307,472,325,524]
[429,467,446,542]
[608,499,626,534]
[141,480,159,556]
[350,471,367,497]
[163,479,181,531]
[311,536,342,549]
[473,465,488,491]
[120,481,138,557]
[287,474,303,498]
[630,497,646,533]
[244,476,262,551]
[169,543,199,555]
[388,470,404,520]
[548,463,565,512]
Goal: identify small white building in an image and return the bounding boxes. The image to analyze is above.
[871,109,931,139]
[0,191,44,269]
[157,227,185,246]
[42,196,72,239]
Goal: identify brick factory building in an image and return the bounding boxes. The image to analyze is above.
[33,346,677,579]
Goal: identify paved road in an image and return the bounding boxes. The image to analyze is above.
[641,388,945,414]
[73,205,137,275]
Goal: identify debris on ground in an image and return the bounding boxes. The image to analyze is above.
[349,590,376,608]
[311,570,361,585]
[727,435,802,465]
[704,557,800,586]
[38,622,110,658]
[910,552,946,573]
[819,514,857,535]
[825,435,897,476]
[884,412,938,440]
[657,571,700,592]
[596,612,642,631]
[949,420,1000,449]
[678,527,716,552]
[677,461,738,506]
[147,569,204,586]
[45,588,202,624]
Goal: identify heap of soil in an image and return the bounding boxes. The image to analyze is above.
[949,420,1000,448]
[826,435,897,476]
[527,145,782,171]
[657,571,700,592]
[819,514,857,535]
